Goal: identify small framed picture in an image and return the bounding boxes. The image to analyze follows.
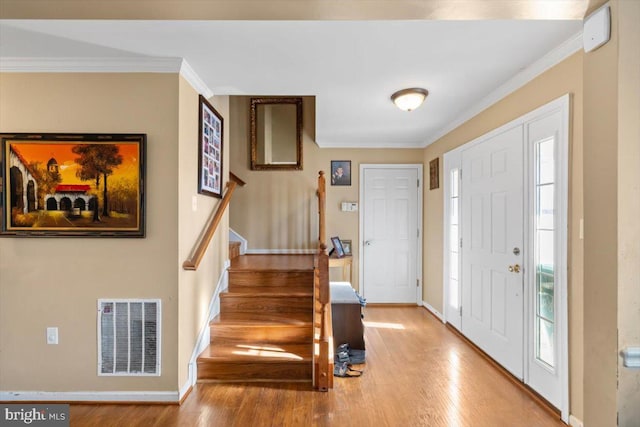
[330,160,351,186]
[198,95,224,198]
[341,239,352,256]
[330,236,345,257]
[429,157,439,190]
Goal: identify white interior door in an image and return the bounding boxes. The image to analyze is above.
[461,126,524,379]
[361,166,420,303]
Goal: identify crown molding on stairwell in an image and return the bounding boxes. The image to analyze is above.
[0,391,179,403]
[0,56,182,73]
[422,301,444,323]
[423,30,583,147]
[0,56,214,99]
[181,260,230,400]
[179,59,214,99]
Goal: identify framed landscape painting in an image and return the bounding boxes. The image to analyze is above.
[1,133,146,237]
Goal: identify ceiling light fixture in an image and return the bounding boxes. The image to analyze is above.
[390,88,429,112]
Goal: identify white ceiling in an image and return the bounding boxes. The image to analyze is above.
[0,19,583,148]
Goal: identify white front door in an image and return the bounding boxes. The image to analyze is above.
[461,126,524,378]
[361,166,421,303]
[445,96,570,421]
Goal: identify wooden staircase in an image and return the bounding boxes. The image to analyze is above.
[197,254,316,382]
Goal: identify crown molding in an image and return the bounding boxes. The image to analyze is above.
[424,30,583,147]
[0,56,183,73]
[179,59,214,99]
[316,138,425,149]
[0,56,214,98]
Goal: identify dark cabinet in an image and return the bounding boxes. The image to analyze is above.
[330,282,365,351]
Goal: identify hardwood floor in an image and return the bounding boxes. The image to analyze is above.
[70,307,565,426]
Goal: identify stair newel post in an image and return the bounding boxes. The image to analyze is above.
[314,171,333,391]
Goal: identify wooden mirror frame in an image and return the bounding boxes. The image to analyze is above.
[250,97,303,171]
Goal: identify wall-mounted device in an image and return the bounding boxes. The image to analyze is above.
[341,202,358,212]
[583,3,611,53]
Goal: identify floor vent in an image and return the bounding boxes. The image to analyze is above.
[98,299,161,376]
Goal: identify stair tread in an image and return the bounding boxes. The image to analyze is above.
[229,255,315,272]
[221,291,313,298]
[198,343,312,363]
[212,312,312,325]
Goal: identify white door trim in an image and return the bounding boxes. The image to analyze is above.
[441,94,570,422]
[359,164,423,304]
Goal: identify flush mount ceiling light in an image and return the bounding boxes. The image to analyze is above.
[390,88,429,112]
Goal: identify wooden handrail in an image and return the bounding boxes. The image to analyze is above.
[229,171,247,187]
[183,181,237,271]
[313,171,333,391]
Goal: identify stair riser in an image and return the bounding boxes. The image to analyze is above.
[229,271,314,291]
[210,325,313,344]
[220,296,312,314]
[197,361,312,381]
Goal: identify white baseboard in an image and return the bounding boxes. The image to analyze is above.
[422,301,444,322]
[246,249,316,254]
[0,391,179,403]
[229,228,248,255]
[569,415,584,427]
[181,260,230,400]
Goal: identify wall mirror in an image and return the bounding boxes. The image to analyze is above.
[250,97,303,170]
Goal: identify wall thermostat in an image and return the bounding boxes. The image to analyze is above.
[583,3,610,53]
[341,202,358,212]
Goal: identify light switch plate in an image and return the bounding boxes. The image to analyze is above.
[47,327,58,345]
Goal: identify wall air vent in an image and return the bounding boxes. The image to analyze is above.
[97,299,161,376]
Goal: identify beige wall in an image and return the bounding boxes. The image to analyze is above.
[582,1,619,425]
[177,78,230,390]
[617,0,640,424]
[0,73,181,391]
[229,96,423,291]
[422,52,585,418]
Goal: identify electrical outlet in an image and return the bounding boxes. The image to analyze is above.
[47,327,58,345]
